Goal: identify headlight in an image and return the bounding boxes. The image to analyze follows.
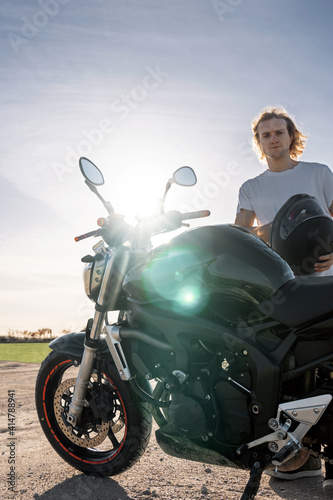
[83,255,107,302]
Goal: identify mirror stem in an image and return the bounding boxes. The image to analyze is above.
[160,182,171,214]
[85,180,115,215]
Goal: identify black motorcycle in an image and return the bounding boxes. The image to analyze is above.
[35,157,333,499]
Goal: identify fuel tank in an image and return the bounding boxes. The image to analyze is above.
[123,224,294,323]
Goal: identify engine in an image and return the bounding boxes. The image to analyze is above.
[168,393,208,438]
[156,341,253,445]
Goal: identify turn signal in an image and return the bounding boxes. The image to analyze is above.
[97,218,106,226]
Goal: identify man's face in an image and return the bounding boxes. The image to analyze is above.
[257,117,293,160]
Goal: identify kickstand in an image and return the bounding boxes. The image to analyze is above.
[240,460,265,500]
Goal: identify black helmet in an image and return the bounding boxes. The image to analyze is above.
[269,194,333,275]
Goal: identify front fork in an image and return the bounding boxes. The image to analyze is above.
[67,248,120,425]
[67,309,105,426]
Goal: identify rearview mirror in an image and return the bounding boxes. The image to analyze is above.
[79,157,104,186]
[172,166,197,187]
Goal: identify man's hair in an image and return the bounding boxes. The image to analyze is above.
[252,106,308,162]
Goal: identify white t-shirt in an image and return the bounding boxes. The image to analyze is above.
[236,161,333,276]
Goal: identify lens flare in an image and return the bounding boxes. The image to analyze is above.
[139,245,210,314]
[176,286,201,308]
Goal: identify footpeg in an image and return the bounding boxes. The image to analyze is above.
[271,439,301,466]
[239,395,332,465]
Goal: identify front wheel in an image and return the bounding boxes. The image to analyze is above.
[35,351,152,476]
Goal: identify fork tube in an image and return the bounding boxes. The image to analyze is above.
[88,310,105,340]
[67,343,98,426]
[67,310,106,425]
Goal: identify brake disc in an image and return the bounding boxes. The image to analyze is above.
[53,378,109,447]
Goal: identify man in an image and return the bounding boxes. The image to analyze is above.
[235,106,333,492]
[235,106,333,275]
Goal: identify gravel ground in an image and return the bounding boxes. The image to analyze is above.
[0,361,331,500]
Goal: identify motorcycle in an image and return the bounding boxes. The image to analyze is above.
[35,157,333,499]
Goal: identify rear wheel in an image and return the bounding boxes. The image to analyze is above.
[35,351,152,476]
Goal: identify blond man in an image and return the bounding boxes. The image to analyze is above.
[235,106,333,275]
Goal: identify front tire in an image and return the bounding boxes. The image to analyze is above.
[35,351,152,476]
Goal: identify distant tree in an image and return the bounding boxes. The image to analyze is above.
[38,328,52,338]
[6,328,52,339]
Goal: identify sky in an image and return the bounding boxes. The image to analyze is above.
[0,0,333,335]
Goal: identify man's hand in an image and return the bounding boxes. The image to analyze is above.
[250,222,272,243]
[235,209,272,243]
[314,253,333,272]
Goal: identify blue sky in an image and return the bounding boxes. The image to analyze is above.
[1,0,333,334]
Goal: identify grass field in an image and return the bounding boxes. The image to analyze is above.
[0,343,51,363]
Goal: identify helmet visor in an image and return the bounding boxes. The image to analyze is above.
[280,198,329,240]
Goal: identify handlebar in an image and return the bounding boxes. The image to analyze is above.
[144,209,211,235]
[74,229,101,242]
[181,210,211,221]
[74,210,211,245]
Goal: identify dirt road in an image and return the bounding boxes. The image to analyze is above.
[0,361,330,499]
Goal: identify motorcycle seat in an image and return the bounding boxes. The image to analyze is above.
[259,275,333,327]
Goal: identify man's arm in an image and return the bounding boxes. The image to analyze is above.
[234,209,272,243]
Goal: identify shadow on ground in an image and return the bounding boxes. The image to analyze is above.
[34,474,134,500]
[268,475,328,499]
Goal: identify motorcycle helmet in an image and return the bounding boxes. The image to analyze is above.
[269,194,333,275]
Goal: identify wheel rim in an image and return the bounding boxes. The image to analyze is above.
[53,378,110,447]
[44,360,128,463]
